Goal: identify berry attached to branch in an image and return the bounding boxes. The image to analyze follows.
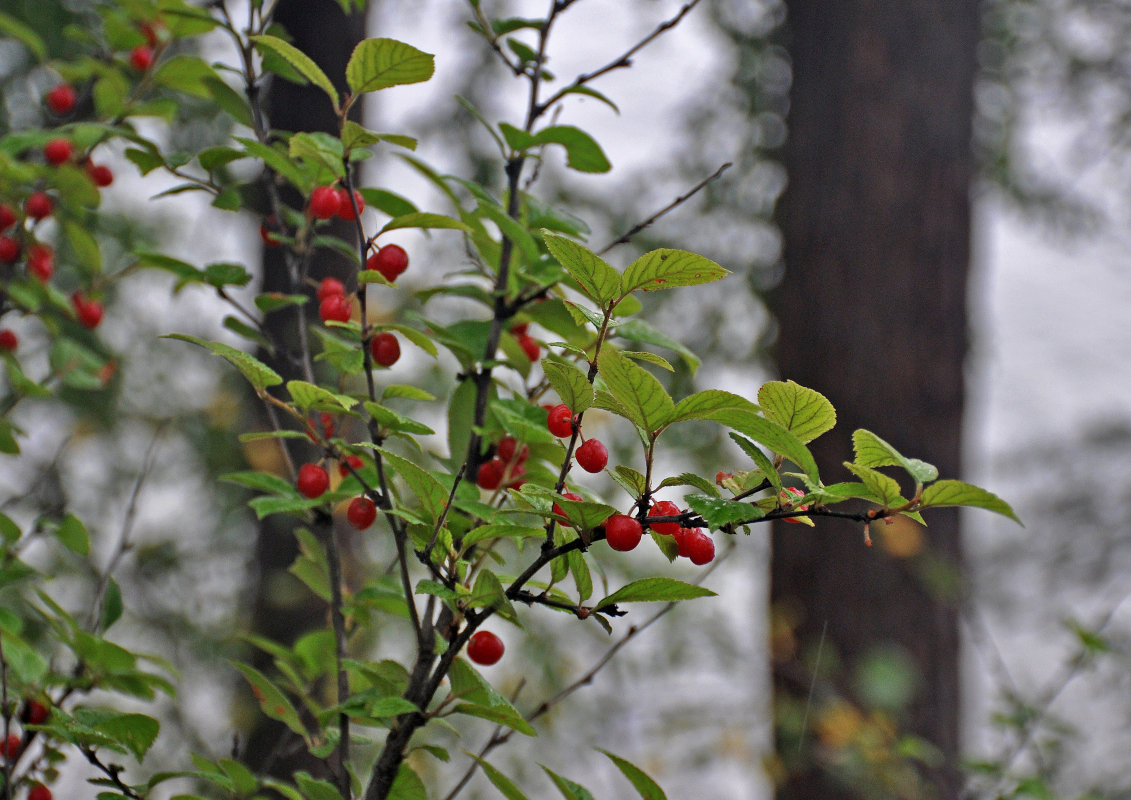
[297,463,330,499]
[44,138,73,165]
[347,496,378,529]
[647,500,681,537]
[45,84,76,114]
[319,294,352,325]
[309,185,341,219]
[25,192,53,220]
[71,292,103,329]
[467,630,504,665]
[575,438,608,473]
[547,404,573,438]
[605,514,643,552]
[370,332,401,367]
[0,329,17,352]
[367,244,409,282]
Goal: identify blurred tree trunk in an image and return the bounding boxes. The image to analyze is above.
[771,2,978,798]
[242,0,365,778]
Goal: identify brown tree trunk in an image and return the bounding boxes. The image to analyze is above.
[242,0,364,778]
[771,2,978,798]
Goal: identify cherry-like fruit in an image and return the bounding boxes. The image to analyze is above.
[309,186,341,219]
[0,329,17,352]
[547,404,573,438]
[370,332,401,367]
[72,292,103,329]
[296,463,329,499]
[27,244,54,282]
[317,277,346,301]
[686,530,716,565]
[45,84,76,114]
[22,699,48,725]
[367,244,409,282]
[44,139,73,165]
[319,294,352,324]
[335,188,364,221]
[605,514,643,552]
[28,784,52,800]
[129,45,154,71]
[575,438,608,473]
[0,204,16,230]
[0,732,20,760]
[647,500,681,537]
[0,236,19,263]
[467,630,504,666]
[347,496,378,529]
[87,163,114,187]
[25,192,53,220]
[496,435,528,464]
[476,458,505,490]
[517,333,540,362]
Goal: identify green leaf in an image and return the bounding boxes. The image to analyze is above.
[465,755,531,800]
[0,513,19,544]
[843,463,905,507]
[685,495,760,529]
[852,430,939,485]
[76,709,160,761]
[568,548,592,603]
[56,513,90,555]
[461,525,545,549]
[346,38,435,94]
[918,480,1021,523]
[669,390,758,426]
[705,407,819,482]
[542,360,594,414]
[376,448,449,522]
[528,126,610,173]
[251,35,339,108]
[378,212,471,234]
[163,334,282,392]
[612,465,646,498]
[289,131,344,179]
[287,380,357,413]
[388,763,428,800]
[613,318,700,374]
[0,12,47,60]
[364,402,435,437]
[620,249,729,296]
[543,233,621,306]
[152,55,218,98]
[597,348,673,435]
[541,766,595,800]
[295,772,344,800]
[468,569,518,623]
[597,749,667,800]
[232,663,307,737]
[63,220,102,275]
[596,577,716,609]
[0,633,47,685]
[729,434,783,495]
[757,380,836,444]
[99,578,124,633]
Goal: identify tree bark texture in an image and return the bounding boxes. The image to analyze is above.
[772,2,978,798]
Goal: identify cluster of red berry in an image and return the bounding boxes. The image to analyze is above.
[295,460,379,531]
[0,700,53,800]
[476,434,531,490]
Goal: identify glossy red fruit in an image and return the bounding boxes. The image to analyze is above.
[86,163,114,187]
[605,514,643,552]
[335,188,364,220]
[44,139,73,165]
[673,527,695,558]
[781,486,809,524]
[25,192,53,220]
[28,784,51,800]
[27,244,54,282]
[129,45,154,71]
[467,630,504,666]
[476,458,505,490]
[347,496,378,529]
[22,699,48,725]
[316,277,346,301]
[45,84,77,114]
[296,463,329,498]
[547,403,573,438]
[496,435,528,464]
[686,530,715,565]
[0,733,20,760]
[309,185,341,219]
[338,454,364,477]
[517,333,540,362]
[647,500,681,537]
[0,204,16,230]
[367,244,409,282]
[370,332,401,367]
[72,292,103,329]
[575,438,608,473]
[0,236,19,263]
[319,294,352,324]
[552,491,584,521]
[0,329,17,352]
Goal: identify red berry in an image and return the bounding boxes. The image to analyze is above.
[0,329,17,352]
[605,514,643,552]
[44,139,73,165]
[319,294,352,324]
[86,163,114,187]
[467,630,504,666]
[338,454,364,477]
[781,486,809,524]
[370,332,401,367]
[45,84,76,114]
[367,244,409,282]
[476,458,505,490]
[22,700,48,725]
[347,496,378,529]
[685,530,715,565]
[673,526,695,558]
[317,412,336,438]
[0,733,20,760]
[0,204,16,230]
[547,403,573,438]
[309,185,341,219]
[129,45,154,71]
[552,490,584,521]
[27,243,54,282]
[517,333,540,362]
[575,438,608,473]
[510,322,529,336]
[335,188,364,220]
[72,292,103,329]
[496,435,528,464]
[316,277,346,301]
[25,193,53,220]
[0,236,19,263]
[647,500,681,537]
[296,463,329,498]
[28,784,51,800]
